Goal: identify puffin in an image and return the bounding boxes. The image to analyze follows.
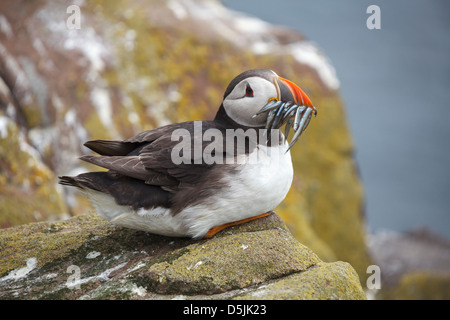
[59,69,317,239]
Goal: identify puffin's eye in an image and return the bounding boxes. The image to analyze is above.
[245,84,254,97]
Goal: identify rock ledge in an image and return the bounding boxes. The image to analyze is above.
[0,213,365,300]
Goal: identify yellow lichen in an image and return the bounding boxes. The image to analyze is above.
[0,214,111,275]
[0,115,67,228]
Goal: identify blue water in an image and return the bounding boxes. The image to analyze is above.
[224,0,450,238]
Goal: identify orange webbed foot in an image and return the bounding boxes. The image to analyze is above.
[203,212,272,239]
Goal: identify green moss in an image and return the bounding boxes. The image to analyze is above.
[0,214,111,276]
[132,227,321,295]
[235,261,366,300]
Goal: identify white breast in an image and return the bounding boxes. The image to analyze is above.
[179,141,294,238]
[85,142,294,239]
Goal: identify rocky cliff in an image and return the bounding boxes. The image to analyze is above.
[0,0,371,283]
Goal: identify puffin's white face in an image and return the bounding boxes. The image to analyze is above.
[222,76,278,127]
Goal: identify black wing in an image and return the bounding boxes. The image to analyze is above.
[61,120,258,212]
[59,173,171,210]
[80,121,229,190]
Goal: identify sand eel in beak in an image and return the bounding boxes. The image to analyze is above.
[59,69,317,239]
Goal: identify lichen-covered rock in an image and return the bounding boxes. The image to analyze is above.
[0,115,68,228]
[234,261,367,300]
[131,228,320,295]
[368,228,450,299]
[0,0,370,280]
[0,213,366,300]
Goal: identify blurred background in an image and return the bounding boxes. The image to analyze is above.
[0,0,449,299]
[224,0,450,239]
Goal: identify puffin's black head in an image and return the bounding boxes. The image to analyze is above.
[217,69,315,128]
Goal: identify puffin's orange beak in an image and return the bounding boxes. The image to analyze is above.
[278,77,317,116]
[256,74,317,150]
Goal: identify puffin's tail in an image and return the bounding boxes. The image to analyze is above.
[59,176,83,188]
[59,172,171,210]
[58,173,106,192]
